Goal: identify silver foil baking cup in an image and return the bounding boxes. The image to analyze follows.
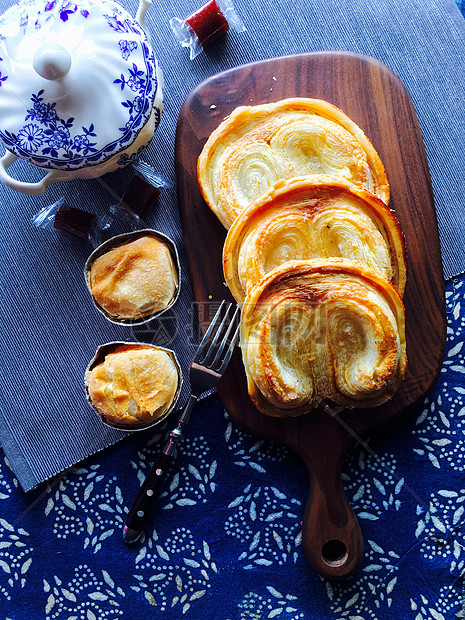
[84,341,183,432]
[84,229,181,326]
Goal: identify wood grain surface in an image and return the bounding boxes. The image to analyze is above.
[174,52,446,579]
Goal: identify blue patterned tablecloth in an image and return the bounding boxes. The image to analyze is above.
[2,0,465,617]
[0,277,464,618]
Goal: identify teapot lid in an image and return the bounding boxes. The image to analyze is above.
[0,0,161,170]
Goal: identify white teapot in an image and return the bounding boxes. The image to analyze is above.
[0,0,163,194]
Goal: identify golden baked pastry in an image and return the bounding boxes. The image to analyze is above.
[85,344,180,428]
[223,175,406,302]
[198,98,389,228]
[240,259,407,417]
[88,234,178,322]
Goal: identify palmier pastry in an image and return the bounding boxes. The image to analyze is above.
[86,233,179,323]
[198,98,389,228]
[224,176,406,302]
[85,343,181,429]
[241,259,407,417]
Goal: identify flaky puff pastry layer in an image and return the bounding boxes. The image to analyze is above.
[224,176,406,302]
[198,98,389,228]
[241,259,407,417]
[89,235,178,320]
[85,345,180,428]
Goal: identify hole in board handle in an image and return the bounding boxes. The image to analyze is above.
[321,539,348,567]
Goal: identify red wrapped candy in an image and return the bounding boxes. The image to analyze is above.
[187,0,230,48]
[170,0,245,60]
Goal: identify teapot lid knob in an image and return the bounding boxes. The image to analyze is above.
[33,44,71,81]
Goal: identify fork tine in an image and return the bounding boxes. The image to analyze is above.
[217,319,241,375]
[210,306,240,369]
[200,302,233,364]
[194,300,228,362]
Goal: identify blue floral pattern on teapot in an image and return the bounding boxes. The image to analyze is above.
[0,0,160,171]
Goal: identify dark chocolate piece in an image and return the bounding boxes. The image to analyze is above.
[54,204,96,240]
[121,174,160,219]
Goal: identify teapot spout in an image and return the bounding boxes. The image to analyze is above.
[136,0,152,41]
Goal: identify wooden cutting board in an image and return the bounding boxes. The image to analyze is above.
[174,52,446,579]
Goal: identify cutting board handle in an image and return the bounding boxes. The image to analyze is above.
[302,463,363,580]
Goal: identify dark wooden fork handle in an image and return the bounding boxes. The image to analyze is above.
[124,452,173,543]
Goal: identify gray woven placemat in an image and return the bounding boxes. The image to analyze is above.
[1,0,464,490]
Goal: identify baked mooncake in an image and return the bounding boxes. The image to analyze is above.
[85,344,181,429]
[223,175,406,302]
[198,98,389,228]
[87,233,179,322]
[240,259,407,417]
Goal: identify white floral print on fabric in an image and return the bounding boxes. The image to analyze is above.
[414,488,465,574]
[405,279,465,592]
[412,386,465,471]
[234,587,305,619]
[0,277,465,619]
[130,426,167,487]
[326,539,400,618]
[410,589,464,620]
[43,567,125,619]
[0,456,18,500]
[446,280,464,334]
[224,411,289,473]
[412,282,465,472]
[0,519,32,602]
[162,436,218,509]
[131,529,217,614]
[132,435,218,509]
[225,484,302,567]
[342,445,405,521]
[44,465,126,553]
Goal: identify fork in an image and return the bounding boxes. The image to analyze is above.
[123,300,240,543]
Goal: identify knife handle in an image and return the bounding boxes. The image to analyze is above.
[124,451,173,542]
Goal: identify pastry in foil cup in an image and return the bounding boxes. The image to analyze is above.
[84,229,181,325]
[84,341,182,431]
